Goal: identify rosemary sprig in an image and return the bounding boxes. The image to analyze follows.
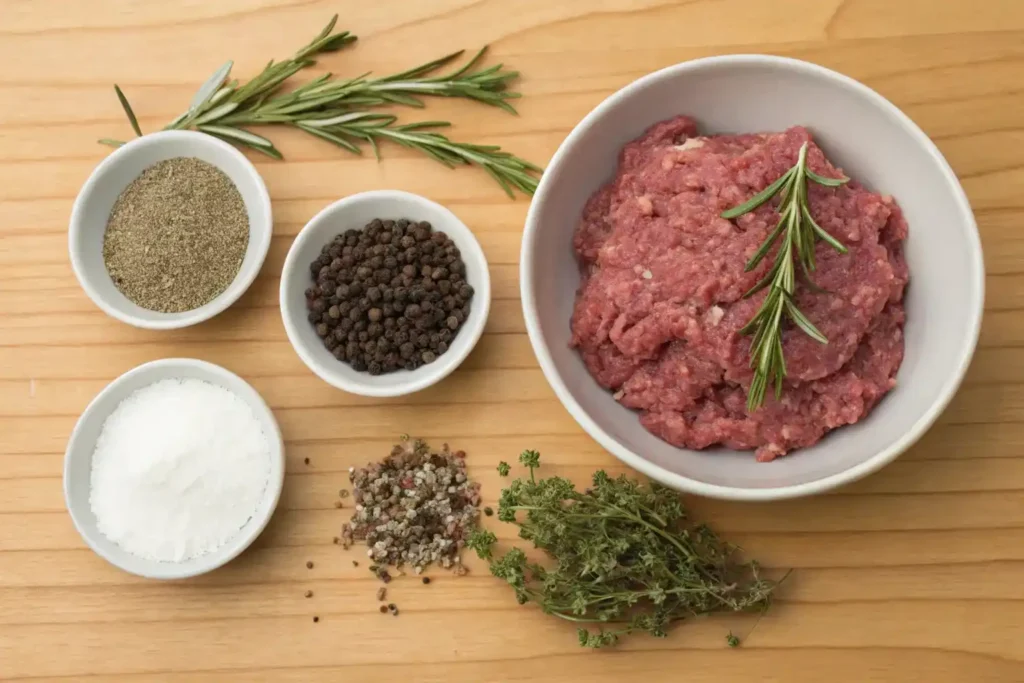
[721,142,848,411]
[100,15,540,196]
[468,451,782,649]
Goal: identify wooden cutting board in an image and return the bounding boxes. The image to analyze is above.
[2,1,1022,680]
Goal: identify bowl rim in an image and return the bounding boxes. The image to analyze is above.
[68,130,273,330]
[520,53,985,501]
[279,189,492,398]
[63,358,286,579]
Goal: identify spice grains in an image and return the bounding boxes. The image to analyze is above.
[103,157,249,313]
[343,438,480,572]
[305,218,474,374]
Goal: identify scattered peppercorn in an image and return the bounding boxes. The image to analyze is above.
[313,616,320,623]
[379,605,388,614]
[377,587,387,602]
[387,603,397,614]
[334,500,344,508]
[305,218,473,375]
[306,561,314,569]
[304,590,313,598]
[341,437,481,573]
[422,577,431,585]
[352,560,359,567]
[484,506,494,517]
[304,457,311,465]
[339,489,350,498]
[333,537,340,545]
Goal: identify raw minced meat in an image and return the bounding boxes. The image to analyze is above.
[570,117,909,461]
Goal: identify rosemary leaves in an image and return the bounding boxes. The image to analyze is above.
[468,451,781,648]
[100,16,542,197]
[721,141,848,410]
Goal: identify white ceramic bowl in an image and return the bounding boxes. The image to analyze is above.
[280,190,491,397]
[64,358,285,579]
[69,131,273,329]
[521,55,984,501]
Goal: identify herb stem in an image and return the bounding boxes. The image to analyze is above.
[100,16,540,196]
[721,142,849,410]
[470,452,781,648]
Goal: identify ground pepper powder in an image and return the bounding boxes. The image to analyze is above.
[103,157,249,313]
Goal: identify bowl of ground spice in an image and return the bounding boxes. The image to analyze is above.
[280,190,491,397]
[69,130,272,329]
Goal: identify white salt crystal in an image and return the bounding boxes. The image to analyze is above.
[89,378,271,563]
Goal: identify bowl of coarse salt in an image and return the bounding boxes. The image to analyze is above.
[63,358,285,579]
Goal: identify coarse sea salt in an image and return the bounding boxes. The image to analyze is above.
[89,378,271,563]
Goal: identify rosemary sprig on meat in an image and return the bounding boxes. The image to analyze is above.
[468,451,782,648]
[721,142,848,411]
[99,15,541,197]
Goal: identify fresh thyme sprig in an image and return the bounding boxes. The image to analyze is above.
[468,451,781,649]
[720,142,848,411]
[99,15,541,196]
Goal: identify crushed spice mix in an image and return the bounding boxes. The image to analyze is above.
[341,437,480,573]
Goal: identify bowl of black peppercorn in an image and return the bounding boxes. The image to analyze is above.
[280,190,491,397]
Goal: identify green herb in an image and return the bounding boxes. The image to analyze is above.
[467,451,782,648]
[100,15,541,197]
[497,461,511,477]
[726,631,741,648]
[720,142,848,411]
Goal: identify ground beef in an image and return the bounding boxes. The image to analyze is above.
[570,117,909,461]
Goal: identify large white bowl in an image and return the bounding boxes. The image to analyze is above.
[280,190,491,398]
[521,55,984,501]
[69,131,273,330]
[64,358,285,579]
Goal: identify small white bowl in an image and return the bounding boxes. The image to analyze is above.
[280,190,491,397]
[521,55,985,501]
[64,358,285,579]
[69,131,273,330]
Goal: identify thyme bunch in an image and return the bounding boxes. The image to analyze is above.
[468,451,781,648]
[100,15,541,196]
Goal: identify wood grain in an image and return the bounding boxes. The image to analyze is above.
[1,1,1022,680]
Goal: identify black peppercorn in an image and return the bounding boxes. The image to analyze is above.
[305,219,473,375]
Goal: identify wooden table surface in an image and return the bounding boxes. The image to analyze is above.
[2,1,1023,681]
